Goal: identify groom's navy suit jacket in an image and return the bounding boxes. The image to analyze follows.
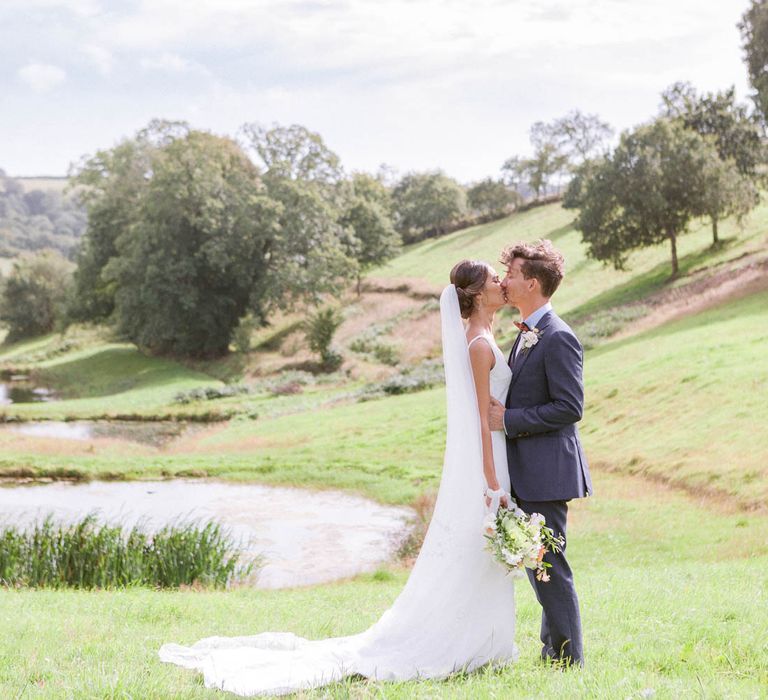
[504,310,592,502]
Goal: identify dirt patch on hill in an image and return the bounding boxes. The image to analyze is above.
[612,254,768,340]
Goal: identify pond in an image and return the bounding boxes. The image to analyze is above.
[0,479,413,588]
[5,420,192,448]
[0,376,57,404]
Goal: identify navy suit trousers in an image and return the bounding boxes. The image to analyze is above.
[514,497,584,666]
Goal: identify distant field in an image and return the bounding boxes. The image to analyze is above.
[13,176,69,193]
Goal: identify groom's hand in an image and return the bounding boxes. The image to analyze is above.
[489,398,505,432]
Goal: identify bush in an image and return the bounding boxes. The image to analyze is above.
[0,250,74,342]
[358,359,445,400]
[304,306,344,370]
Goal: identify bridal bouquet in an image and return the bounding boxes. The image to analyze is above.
[483,501,564,581]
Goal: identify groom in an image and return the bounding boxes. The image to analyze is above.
[489,239,592,668]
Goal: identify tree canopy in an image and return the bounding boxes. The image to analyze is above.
[71,122,358,358]
[0,250,73,342]
[740,1,768,123]
[392,171,466,242]
[660,82,763,243]
[575,118,720,276]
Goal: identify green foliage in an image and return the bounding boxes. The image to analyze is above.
[108,130,279,357]
[739,0,768,122]
[0,250,73,342]
[541,110,614,166]
[304,306,344,370]
[392,171,466,242]
[661,81,763,243]
[240,122,344,184]
[0,171,87,259]
[575,118,721,275]
[341,173,400,290]
[503,126,568,200]
[0,513,255,589]
[68,125,169,323]
[71,121,359,358]
[466,178,520,217]
[241,124,359,308]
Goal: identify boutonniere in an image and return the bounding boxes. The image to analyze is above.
[520,328,542,355]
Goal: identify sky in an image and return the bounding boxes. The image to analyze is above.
[0,0,755,183]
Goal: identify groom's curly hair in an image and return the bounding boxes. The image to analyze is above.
[500,239,564,297]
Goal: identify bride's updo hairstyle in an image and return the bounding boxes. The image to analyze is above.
[450,259,490,319]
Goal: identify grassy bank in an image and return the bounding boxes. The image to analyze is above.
[1,471,765,698]
[2,285,766,509]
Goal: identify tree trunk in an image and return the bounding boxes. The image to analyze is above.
[356,272,362,298]
[711,216,719,245]
[669,229,679,277]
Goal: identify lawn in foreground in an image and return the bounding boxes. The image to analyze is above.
[1,471,766,698]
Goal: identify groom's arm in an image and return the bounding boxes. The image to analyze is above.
[503,330,584,437]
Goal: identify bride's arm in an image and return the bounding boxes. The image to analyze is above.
[469,341,502,502]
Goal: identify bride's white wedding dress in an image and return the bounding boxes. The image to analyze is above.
[158,285,517,696]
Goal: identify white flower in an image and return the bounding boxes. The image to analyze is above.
[521,330,540,350]
[482,512,497,534]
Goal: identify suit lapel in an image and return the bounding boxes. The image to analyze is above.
[508,310,554,391]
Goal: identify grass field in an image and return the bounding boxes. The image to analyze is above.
[1,200,767,697]
[1,471,766,698]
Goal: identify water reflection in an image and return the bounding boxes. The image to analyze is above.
[7,420,190,448]
[0,378,57,404]
[0,479,413,588]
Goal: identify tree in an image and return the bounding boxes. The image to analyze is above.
[502,123,569,201]
[700,150,758,245]
[467,178,520,218]
[98,130,281,358]
[541,110,613,167]
[661,82,763,243]
[392,171,466,242]
[0,250,73,342]
[71,122,359,358]
[739,1,768,123]
[575,118,719,277]
[240,123,359,305]
[341,173,400,295]
[68,127,162,322]
[240,123,343,185]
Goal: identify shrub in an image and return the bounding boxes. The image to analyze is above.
[304,306,344,370]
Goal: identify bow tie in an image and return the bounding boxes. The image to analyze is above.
[514,321,531,332]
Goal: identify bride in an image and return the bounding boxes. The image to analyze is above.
[159,260,517,696]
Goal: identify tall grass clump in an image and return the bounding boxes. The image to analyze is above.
[0,514,256,589]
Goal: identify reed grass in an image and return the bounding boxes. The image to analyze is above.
[0,514,257,589]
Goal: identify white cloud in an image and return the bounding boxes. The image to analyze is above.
[81,44,113,75]
[4,0,102,17]
[139,52,209,76]
[17,62,67,92]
